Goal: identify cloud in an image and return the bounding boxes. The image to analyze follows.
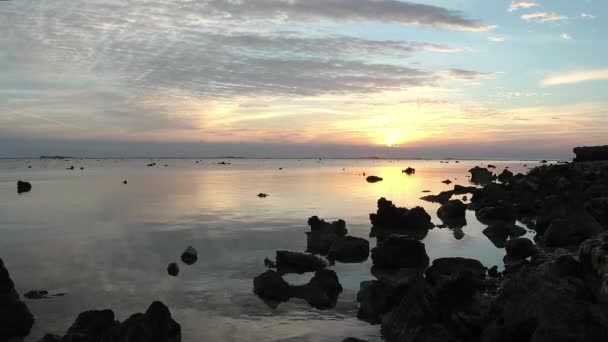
[446,69,493,81]
[508,1,538,12]
[541,69,608,86]
[488,36,507,42]
[560,33,572,40]
[580,13,595,19]
[521,12,567,23]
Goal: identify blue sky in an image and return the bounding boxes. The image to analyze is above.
[0,0,606,158]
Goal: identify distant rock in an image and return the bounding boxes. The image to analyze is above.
[306,216,347,254]
[257,193,269,198]
[366,175,383,183]
[442,179,452,184]
[327,236,370,263]
[371,236,429,269]
[469,166,494,185]
[17,180,32,193]
[487,164,496,169]
[574,145,608,162]
[274,250,327,275]
[180,246,198,265]
[402,167,415,175]
[167,262,179,276]
[146,163,156,167]
[123,180,128,184]
[0,258,34,339]
[23,290,64,300]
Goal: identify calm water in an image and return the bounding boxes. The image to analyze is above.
[0,158,536,342]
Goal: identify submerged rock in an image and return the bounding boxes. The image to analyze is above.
[17,180,32,193]
[327,236,370,263]
[0,258,34,339]
[306,216,347,254]
[371,236,429,269]
[275,250,327,275]
[366,175,383,183]
[180,246,198,265]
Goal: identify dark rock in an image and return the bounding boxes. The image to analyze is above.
[275,250,327,274]
[167,262,179,277]
[586,197,608,228]
[0,258,35,339]
[437,200,467,228]
[371,236,429,269]
[253,270,291,303]
[80,167,84,170]
[542,213,604,247]
[453,185,479,195]
[475,203,517,223]
[290,269,343,310]
[356,280,408,324]
[180,246,198,265]
[370,198,433,238]
[17,180,32,193]
[257,193,269,198]
[425,257,487,285]
[421,190,454,204]
[342,338,368,342]
[116,301,181,342]
[497,169,514,183]
[327,236,370,263]
[469,166,494,185]
[366,175,383,183]
[487,265,499,278]
[488,164,496,169]
[442,179,452,185]
[38,334,61,342]
[306,216,348,254]
[573,145,608,162]
[505,238,536,259]
[579,232,608,302]
[24,290,49,299]
[482,222,527,248]
[147,163,156,167]
[123,180,128,184]
[402,167,415,175]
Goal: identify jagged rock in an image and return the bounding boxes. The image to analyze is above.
[421,190,454,205]
[505,238,536,259]
[437,200,467,228]
[180,246,198,265]
[497,169,514,183]
[470,183,511,210]
[475,203,516,223]
[574,145,608,162]
[275,251,327,274]
[366,176,383,183]
[453,185,479,195]
[290,269,343,310]
[370,198,433,239]
[253,270,291,303]
[487,265,499,278]
[371,236,429,269]
[425,257,487,285]
[579,232,608,303]
[327,236,370,263]
[482,222,527,248]
[542,213,604,247]
[306,216,347,254]
[356,280,409,324]
[257,193,269,198]
[17,180,32,193]
[167,262,179,277]
[469,166,494,185]
[442,179,453,185]
[402,167,415,175]
[0,258,34,339]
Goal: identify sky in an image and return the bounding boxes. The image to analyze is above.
[1,0,607,159]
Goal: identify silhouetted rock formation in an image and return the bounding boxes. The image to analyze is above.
[505,237,536,259]
[366,175,383,183]
[37,301,181,342]
[306,216,347,254]
[257,193,268,198]
[17,180,32,193]
[482,222,527,248]
[402,167,415,175]
[437,200,467,228]
[180,246,198,265]
[469,166,494,185]
[574,145,608,162]
[167,262,179,277]
[273,250,327,275]
[421,190,453,204]
[497,169,514,183]
[327,236,370,263]
[370,198,433,239]
[371,236,429,269]
[0,258,35,339]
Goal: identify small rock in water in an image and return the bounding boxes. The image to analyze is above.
[402,167,415,175]
[487,164,496,169]
[80,167,84,170]
[122,180,128,184]
[67,166,74,170]
[167,262,179,276]
[442,179,452,184]
[27,166,31,169]
[17,181,32,193]
[422,190,431,193]
[24,290,49,299]
[366,175,383,183]
[257,193,269,198]
[147,162,156,167]
[181,246,198,265]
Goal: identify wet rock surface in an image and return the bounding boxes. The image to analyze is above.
[0,258,35,339]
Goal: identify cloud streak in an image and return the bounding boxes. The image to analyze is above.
[521,12,567,23]
[508,1,538,12]
[541,69,608,86]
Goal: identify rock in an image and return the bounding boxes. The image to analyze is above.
[453,185,479,195]
[542,213,604,247]
[442,179,452,185]
[253,270,291,303]
[469,166,494,185]
[180,246,198,265]
[306,216,348,254]
[579,232,608,302]
[0,258,35,339]
[275,250,327,274]
[38,334,61,342]
[290,269,343,310]
[487,265,499,278]
[67,165,74,170]
[402,167,415,175]
[586,197,608,228]
[342,338,368,342]
[17,180,32,193]
[257,193,269,198]
[24,290,49,299]
[123,180,128,184]
[482,222,527,248]
[366,175,383,183]
[475,203,516,223]
[497,169,514,183]
[327,236,370,263]
[167,262,179,277]
[370,198,433,238]
[573,145,608,162]
[505,238,536,259]
[357,280,404,324]
[371,236,429,269]
[425,257,487,285]
[488,164,496,169]
[421,190,454,204]
[437,200,467,222]
[147,163,156,167]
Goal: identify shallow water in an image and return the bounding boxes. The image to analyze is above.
[0,158,537,341]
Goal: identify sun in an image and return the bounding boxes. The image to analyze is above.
[384,130,403,147]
